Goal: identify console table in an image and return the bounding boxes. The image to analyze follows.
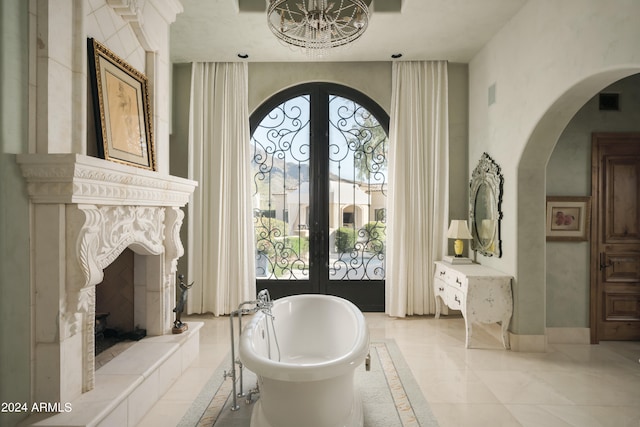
[434,261,513,349]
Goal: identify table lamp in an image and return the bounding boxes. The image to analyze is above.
[447,220,473,259]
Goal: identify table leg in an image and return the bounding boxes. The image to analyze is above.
[501,318,511,349]
[464,316,472,349]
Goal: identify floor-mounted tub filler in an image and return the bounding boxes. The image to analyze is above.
[236,293,370,427]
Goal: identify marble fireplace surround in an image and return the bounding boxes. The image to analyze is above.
[17,153,197,423]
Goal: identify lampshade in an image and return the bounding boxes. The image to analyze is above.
[447,220,473,240]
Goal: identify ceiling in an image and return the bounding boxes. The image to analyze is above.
[170,0,528,63]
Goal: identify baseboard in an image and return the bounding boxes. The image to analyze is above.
[546,327,591,344]
[509,333,547,352]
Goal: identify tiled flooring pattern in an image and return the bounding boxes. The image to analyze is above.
[137,313,640,427]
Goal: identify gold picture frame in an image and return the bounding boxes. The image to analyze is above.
[87,38,156,170]
[546,196,591,241]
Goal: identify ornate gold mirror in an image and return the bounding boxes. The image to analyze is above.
[469,152,503,257]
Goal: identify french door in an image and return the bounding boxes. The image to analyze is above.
[250,83,389,311]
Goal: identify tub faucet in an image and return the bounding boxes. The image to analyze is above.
[226,298,263,411]
[256,289,281,362]
[257,289,273,316]
[257,289,272,307]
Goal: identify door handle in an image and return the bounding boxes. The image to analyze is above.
[599,253,612,271]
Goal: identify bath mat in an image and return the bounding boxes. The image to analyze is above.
[177,339,438,427]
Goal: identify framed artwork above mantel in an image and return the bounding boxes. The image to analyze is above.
[87,38,156,171]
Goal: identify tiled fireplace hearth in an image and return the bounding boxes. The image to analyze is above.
[17,154,198,426]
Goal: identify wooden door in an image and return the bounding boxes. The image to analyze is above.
[591,133,640,342]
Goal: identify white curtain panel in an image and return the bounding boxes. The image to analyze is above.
[386,61,450,317]
[187,62,256,316]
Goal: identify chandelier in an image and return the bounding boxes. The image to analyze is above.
[267,0,370,57]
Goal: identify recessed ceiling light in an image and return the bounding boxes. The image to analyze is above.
[237,53,249,59]
[391,53,402,59]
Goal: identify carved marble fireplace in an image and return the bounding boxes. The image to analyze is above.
[17,153,197,424]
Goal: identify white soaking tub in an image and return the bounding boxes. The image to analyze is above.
[239,294,369,427]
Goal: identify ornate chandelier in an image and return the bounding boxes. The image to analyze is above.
[267,0,370,57]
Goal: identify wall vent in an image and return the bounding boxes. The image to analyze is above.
[599,93,619,111]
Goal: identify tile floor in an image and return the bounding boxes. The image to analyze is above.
[137,313,640,427]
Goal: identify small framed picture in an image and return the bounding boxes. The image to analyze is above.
[87,38,156,170]
[546,196,591,241]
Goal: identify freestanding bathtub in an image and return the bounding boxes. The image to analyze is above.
[239,294,369,427]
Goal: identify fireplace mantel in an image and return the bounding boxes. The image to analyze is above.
[17,153,198,408]
[17,153,196,206]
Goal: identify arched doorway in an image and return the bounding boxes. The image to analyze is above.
[250,83,389,311]
[516,68,640,342]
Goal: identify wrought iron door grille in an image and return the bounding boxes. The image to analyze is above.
[328,95,387,280]
[250,92,387,282]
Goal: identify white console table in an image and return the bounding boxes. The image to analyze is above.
[434,261,513,349]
